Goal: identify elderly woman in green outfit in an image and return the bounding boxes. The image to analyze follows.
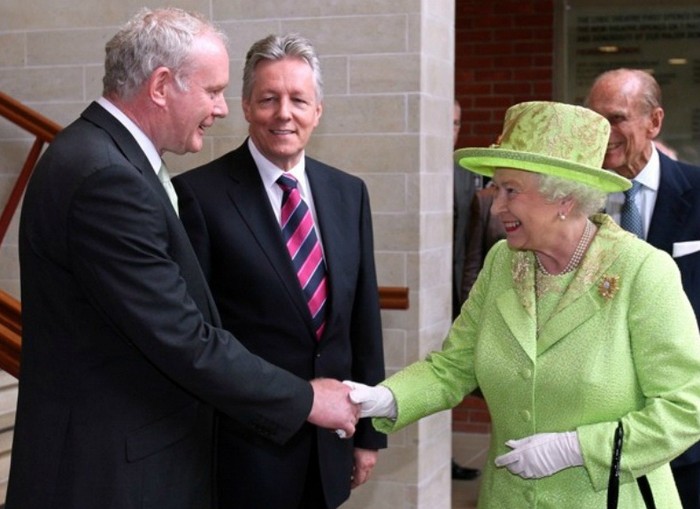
[348,102,700,508]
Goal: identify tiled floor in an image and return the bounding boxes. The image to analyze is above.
[451,432,490,509]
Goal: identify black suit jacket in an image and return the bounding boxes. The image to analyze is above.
[173,141,386,508]
[646,152,700,467]
[453,164,478,318]
[7,103,312,509]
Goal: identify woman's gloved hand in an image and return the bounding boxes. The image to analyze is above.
[494,431,583,478]
[343,381,397,419]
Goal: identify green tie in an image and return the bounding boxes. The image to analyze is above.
[157,162,179,216]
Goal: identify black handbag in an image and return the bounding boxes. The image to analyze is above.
[607,421,656,509]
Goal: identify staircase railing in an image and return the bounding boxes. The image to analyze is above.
[0,91,61,245]
[0,91,61,378]
[0,292,21,378]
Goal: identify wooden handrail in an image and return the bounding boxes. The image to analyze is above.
[0,91,61,246]
[0,91,61,142]
[378,286,409,310]
[0,291,21,378]
[0,91,60,379]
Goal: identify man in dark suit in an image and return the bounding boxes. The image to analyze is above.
[173,33,386,509]
[6,10,358,509]
[452,98,480,320]
[587,67,700,509]
[451,99,482,481]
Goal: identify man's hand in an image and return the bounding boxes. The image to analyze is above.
[308,378,360,438]
[351,448,378,489]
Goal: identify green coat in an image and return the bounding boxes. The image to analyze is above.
[376,214,700,508]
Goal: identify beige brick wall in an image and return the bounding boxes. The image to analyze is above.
[0,1,456,507]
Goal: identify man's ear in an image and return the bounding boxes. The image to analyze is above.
[149,67,172,107]
[648,106,664,138]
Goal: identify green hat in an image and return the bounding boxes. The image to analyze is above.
[454,101,631,193]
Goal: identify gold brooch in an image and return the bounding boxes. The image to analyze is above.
[598,275,620,300]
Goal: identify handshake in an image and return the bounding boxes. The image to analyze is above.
[307,379,396,439]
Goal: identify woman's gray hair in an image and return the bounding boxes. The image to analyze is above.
[103,7,228,99]
[242,33,323,102]
[537,173,607,217]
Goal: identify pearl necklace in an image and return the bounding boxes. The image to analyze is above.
[536,219,594,276]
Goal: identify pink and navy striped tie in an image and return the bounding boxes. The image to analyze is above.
[277,174,327,340]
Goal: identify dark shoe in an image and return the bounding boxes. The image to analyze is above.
[452,459,480,480]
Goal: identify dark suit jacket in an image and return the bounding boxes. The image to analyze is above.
[173,141,386,509]
[646,152,700,467]
[7,103,313,509]
[461,186,505,300]
[453,164,478,318]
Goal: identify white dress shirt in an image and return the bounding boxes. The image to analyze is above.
[247,138,325,250]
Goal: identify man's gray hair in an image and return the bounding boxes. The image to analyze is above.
[584,68,662,115]
[103,7,228,99]
[242,33,323,102]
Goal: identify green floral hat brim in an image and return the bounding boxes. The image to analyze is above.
[454,147,631,193]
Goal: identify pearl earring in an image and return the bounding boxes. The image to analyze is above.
[558,212,566,220]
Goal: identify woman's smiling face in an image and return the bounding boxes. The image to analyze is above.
[490,168,562,252]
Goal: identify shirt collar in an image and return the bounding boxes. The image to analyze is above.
[247,138,308,191]
[97,97,161,174]
[633,142,660,192]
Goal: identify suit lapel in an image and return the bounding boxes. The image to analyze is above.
[82,102,149,170]
[224,147,316,335]
[648,155,692,254]
[82,102,176,218]
[306,161,340,324]
[497,288,537,361]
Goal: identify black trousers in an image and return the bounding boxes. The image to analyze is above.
[673,462,700,509]
[298,440,330,509]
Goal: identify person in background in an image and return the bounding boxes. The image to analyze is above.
[586,67,700,509]
[347,101,700,507]
[461,183,505,299]
[451,98,482,481]
[173,33,386,509]
[452,98,483,317]
[6,10,358,509]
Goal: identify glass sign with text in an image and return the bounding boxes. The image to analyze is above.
[565,4,700,163]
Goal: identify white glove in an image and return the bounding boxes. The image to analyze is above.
[343,381,397,419]
[494,431,583,479]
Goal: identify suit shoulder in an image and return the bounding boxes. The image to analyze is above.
[678,161,700,183]
[661,156,700,185]
[50,117,119,162]
[175,147,243,184]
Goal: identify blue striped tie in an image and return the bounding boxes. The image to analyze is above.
[621,181,644,238]
[277,174,327,340]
